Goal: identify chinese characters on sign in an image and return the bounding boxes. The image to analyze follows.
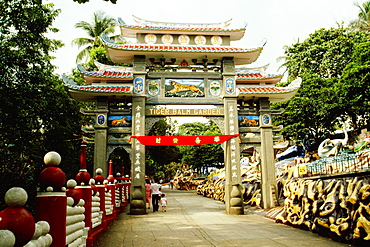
[228,105,238,178]
[133,104,143,180]
[130,135,240,146]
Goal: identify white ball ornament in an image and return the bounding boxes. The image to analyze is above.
[4,187,28,207]
[23,240,37,247]
[37,236,46,247]
[67,197,74,206]
[45,234,53,245]
[43,151,61,166]
[37,221,50,235]
[32,223,42,239]
[67,179,77,188]
[0,230,16,247]
[46,186,53,192]
[96,168,103,175]
[77,199,85,206]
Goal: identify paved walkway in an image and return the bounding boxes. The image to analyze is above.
[94,186,348,247]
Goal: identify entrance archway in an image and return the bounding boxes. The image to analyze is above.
[145,118,225,183]
[63,15,300,216]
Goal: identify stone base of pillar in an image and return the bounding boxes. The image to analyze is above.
[129,185,146,215]
[225,184,244,215]
[261,183,278,209]
[130,208,146,215]
[228,206,244,215]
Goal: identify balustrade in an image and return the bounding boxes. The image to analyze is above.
[0,151,131,247]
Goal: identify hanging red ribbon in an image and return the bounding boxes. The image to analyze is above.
[130,134,240,146]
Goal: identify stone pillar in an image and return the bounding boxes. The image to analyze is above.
[94,98,109,177]
[130,55,147,215]
[222,57,244,215]
[259,99,277,208]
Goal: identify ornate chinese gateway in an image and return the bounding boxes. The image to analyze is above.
[63,15,301,215]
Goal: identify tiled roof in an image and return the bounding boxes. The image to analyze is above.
[81,70,133,78]
[236,73,282,79]
[102,33,260,53]
[62,75,132,93]
[78,64,134,79]
[237,78,301,94]
[67,84,132,93]
[119,17,244,32]
[72,86,132,93]
[124,25,226,31]
[238,86,297,94]
[131,15,233,28]
[106,44,260,53]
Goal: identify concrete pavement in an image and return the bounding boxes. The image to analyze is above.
[94,186,348,247]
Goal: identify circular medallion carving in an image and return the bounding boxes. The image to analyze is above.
[211,35,222,46]
[195,35,206,45]
[144,33,157,44]
[178,34,190,45]
[161,34,173,44]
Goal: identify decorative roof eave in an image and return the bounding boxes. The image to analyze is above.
[62,75,133,102]
[77,64,134,83]
[132,15,233,28]
[118,17,246,41]
[236,74,284,84]
[101,34,263,65]
[237,77,302,103]
[236,64,270,72]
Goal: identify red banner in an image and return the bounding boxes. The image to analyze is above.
[131,134,240,146]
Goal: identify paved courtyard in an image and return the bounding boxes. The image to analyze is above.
[95,186,348,247]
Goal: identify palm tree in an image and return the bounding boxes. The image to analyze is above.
[349,1,370,32]
[72,11,121,63]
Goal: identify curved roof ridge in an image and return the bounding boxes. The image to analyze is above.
[236,64,270,73]
[131,15,233,28]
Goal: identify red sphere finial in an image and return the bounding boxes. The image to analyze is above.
[94,168,105,185]
[38,151,66,192]
[0,188,35,246]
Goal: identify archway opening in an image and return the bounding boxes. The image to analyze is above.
[144,117,225,187]
[108,147,131,178]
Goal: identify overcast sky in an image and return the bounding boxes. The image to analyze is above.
[47,0,366,79]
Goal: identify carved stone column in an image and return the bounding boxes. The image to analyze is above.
[259,99,277,208]
[222,57,244,215]
[130,55,147,215]
[94,98,109,177]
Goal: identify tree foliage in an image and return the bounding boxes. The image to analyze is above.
[273,27,370,144]
[335,41,370,131]
[146,118,181,180]
[72,11,119,63]
[0,1,83,210]
[177,121,224,171]
[350,1,370,32]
